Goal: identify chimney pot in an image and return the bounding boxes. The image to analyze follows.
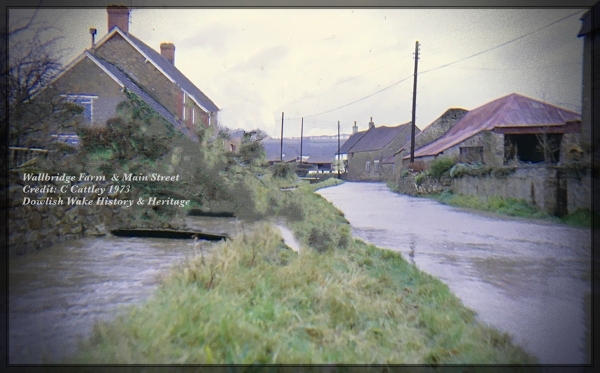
[107,5,130,33]
[352,120,358,134]
[369,117,375,129]
[89,28,97,48]
[160,42,176,64]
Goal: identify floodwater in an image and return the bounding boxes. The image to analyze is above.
[8,216,242,364]
[318,182,592,365]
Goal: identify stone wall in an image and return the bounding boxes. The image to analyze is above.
[8,173,129,257]
[50,57,128,127]
[397,173,452,196]
[394,108,468,174]
[395,164,592,216]
[451,166,557,213]
[347,125,412,181]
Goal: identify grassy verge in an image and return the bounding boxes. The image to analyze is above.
[67,180,536,365]
[415,190,596,229]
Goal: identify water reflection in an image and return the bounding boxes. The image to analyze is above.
[318,182,592,364]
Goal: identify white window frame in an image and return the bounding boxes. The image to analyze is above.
[62,94,98,123]
[374,160,380,171]
[192,107,195,124]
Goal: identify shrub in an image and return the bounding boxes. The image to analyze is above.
[407,161,427,173]
[272,162,296,179]
[415,172,426,186]
[428,156,456,178]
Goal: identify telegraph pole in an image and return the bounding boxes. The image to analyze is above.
[280,112,284,161]
[300,117,304,164]
[337,120,340,179]
[410,40,420,163]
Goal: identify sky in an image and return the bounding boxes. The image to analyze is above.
[9,4,588,138]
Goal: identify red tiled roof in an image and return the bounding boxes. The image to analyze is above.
[407,93,581,159]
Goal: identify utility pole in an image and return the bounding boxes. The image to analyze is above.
[300,117,304,164]
[280,112,284,161]
[410,40,420,163]
[337,120,340,179]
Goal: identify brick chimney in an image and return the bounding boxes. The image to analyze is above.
[352,121,358,134]
[107,5,130,33]
[160,43,175,64]
[368,116,375,129]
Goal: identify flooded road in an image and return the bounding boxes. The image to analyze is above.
[8,216,241,364]
[318,182,592,365]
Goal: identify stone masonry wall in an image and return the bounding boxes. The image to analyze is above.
[95,35,181,119]
[51,57,128,126]
[396,165,592,216]
[8,173,129,257]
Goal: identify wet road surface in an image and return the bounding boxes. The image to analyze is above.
[317,182,591,365]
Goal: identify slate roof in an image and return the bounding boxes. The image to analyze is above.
[86,51,198,141]
[348,122,411,153]
[338,130,367,154]
[125,33,219,112]
[408,93,581,159]
[306,155,334,164]
[381,154,395,164]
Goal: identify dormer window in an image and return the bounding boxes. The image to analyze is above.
[63,94,97,123]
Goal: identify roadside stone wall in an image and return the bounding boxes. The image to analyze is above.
[396,164,592,216]
[451,166,556,212]
[397,173,452,196]
[8,173,129,257]
[450,165,592,215]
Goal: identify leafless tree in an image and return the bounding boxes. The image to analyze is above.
[4,9,81,148]
[535,129,561,164]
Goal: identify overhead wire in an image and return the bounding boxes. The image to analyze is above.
[286,9,584,124]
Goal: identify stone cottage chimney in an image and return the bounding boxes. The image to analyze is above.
[352,121,358,134]
[160,43,176,64]
[368,117,375,129]
[107,6,130,33]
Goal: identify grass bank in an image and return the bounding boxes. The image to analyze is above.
[388,177,595,229]
[429,190,597,228]
[67,180,536,365]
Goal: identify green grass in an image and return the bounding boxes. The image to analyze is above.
[561,208,599,228]
[66,179,536,365]
[429,190,596,228]
[432,191,549,219]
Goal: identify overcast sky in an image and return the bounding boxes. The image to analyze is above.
[10,5,587,138]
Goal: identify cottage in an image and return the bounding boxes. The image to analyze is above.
[404,93,581,166]
[342,117,416,181]
[46,6,219,142]
[305,155,334,173]
[393,108,468,174]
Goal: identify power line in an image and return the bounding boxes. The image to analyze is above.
[288,74,413,120]
[286,9,583,123]
[418,10,583,76]
[281,52,413,110]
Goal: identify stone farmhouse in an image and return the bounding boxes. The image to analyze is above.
[388,108,468,176]
[404,93,582,166]
[341,117,416,181]
[47,6,219,143]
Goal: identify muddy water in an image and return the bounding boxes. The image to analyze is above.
[318,182,591,365]
[8,216,242,364]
